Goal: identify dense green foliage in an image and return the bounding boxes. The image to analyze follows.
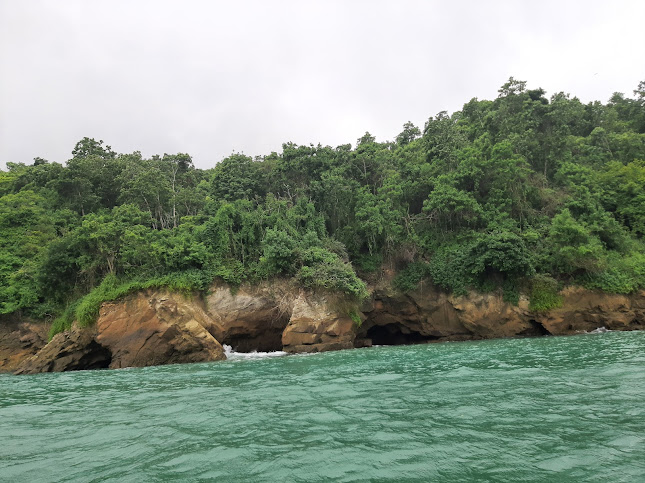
[528,275,563,312]
[2,79,645,335]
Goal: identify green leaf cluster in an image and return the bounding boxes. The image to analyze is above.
[2,78,645,329]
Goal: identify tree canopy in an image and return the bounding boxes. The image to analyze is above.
[3,78,645,335]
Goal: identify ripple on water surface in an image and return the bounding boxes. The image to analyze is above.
[1,331,645,482]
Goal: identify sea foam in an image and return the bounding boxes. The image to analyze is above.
[223,344,288,360]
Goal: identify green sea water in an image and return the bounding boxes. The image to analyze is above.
[1,330,644,482]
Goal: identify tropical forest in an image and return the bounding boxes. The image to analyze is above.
[2,78,645,338]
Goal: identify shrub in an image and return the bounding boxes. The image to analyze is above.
[427,243,471,296]
[529,274,563,312]
[296,250,368,300]
[502,278,520,305]
[393,262,432,292]
[464,231,534,279]
[355,253,383,273]
[48,303,77,339]
[348,308,362,327]
[262,228,299,275]
[581,252,645,294]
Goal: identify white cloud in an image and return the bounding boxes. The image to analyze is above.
[1,0,644,169]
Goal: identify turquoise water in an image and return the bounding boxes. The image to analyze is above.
[1,331,645,482]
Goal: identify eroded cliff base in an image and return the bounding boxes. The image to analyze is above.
[0,316,49,373]
[8,284,645,375]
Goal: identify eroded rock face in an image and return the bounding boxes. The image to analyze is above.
[11,283,645,374]
[204,285,291,352]
[360,288,470,343]
[282,293,356,353]
[357,285,645,346]
[15,325,110,375]
[534,287,645,334]
[445,291,537,338]
[0,317,49,373]
[15,290,226,374]
[96,291,225,369]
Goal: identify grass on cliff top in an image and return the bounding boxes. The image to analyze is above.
[48,271,210,340]
[528,275,563,312]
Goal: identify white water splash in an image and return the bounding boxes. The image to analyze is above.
[588,327,611,334]
[223,344,288,361]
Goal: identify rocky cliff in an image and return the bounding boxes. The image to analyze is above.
[203,285,292,352]
[282,293,356,353]
[7,283,645,374]
[15,291,227,375]
[0,316,49,373]
[358,286,645,343]
[534,286,645,334]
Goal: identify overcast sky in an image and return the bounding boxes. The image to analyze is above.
[1,0,644,170]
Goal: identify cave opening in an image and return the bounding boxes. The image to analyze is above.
[518,320,552,337]
[365,323,439,346]
[76,341,112,370]
[220,316,290,353]
[223,331,285,353]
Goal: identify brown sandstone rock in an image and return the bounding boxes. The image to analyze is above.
[446,292,535,338]
[534,287,645,334]
[362,287,471,341]
[0,317,49,373]
[358,285,645,345]
[96,291,225,368]
[15,324,109,375]
[10,282,645,375]
[203,284,292,351]
[15,290,226,374]
[282,293,356,353]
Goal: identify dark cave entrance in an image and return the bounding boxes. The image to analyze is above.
[223,331,285,352]
[220,317,290,353]
[75,341,112,370]
[365,324,439,346]
[518,320,552,337]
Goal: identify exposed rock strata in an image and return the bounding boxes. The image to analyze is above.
[204,285,291,352]
[358,286,645,344]
[10,284,645,374]
[534,287,645,334]
[15,325,110,375]
[95,291,226,369]
[0,317,49,373]
[15,291,226,374]
[282,293,356,353]
[358,287,533,343]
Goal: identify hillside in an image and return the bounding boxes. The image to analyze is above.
[2,78,645,338]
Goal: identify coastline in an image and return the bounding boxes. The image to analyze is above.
[4,284,644,374]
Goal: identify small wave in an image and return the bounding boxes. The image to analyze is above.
[585,327,612,334]
[223,344,288,360]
